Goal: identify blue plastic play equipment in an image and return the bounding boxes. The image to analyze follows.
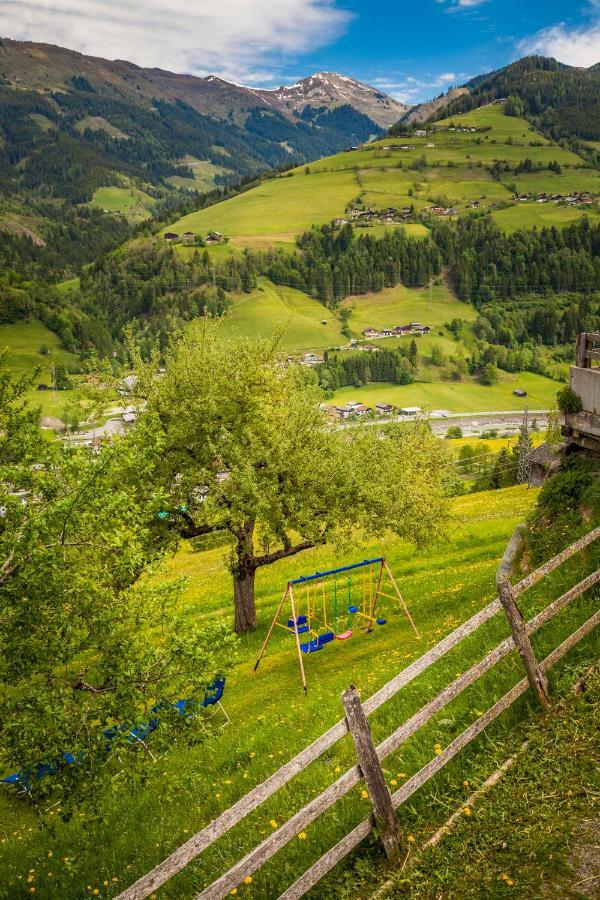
[2,678,229,793]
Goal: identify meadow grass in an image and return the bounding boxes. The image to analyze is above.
[199,278,473,353]
[164,170,360,247]
[215,278,347,350]
[162,106,591,252]
[0,320,79,417]
[1,485,598,899]
[330,371,561,414]
[89,186,154,221]
[492,202,600,233]
[508,167,600,195]
[339,281,476,336]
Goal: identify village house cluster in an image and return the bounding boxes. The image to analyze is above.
[335,205,416,227]
[163,230,224,244]
[362,322,431,340]
[515,191,596,207]
[328,400,421,421]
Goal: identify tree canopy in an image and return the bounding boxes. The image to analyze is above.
[129,323,453,632]
[0,358,237,804]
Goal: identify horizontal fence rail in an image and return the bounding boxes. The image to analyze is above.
[118,529,600,900]
[279,607,600,900]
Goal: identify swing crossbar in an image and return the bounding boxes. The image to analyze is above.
[289,557,384,586]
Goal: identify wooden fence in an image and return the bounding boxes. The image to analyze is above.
[117,526,600,900]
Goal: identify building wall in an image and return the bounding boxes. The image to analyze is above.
[570,366,600,416]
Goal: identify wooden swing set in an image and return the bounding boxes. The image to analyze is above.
[253,557,418,692]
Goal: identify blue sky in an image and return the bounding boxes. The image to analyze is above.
[292,0,600,102]
[4,0,600,101]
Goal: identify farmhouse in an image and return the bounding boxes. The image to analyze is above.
[205,231,224,244]
[400,406,421,416]
[182,231,196,244]
[375,403,394,416]
[513,389,527,398]
[301,352,324,366]
[164,232,179,242]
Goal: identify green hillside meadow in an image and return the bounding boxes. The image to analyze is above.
[1,485,598,898]
[165,105,599,256]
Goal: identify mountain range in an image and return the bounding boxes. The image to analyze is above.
[2,39,600,277]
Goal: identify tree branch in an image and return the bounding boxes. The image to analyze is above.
[255,539,318,569]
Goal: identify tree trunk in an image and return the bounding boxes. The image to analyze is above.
[233,521,258,634]
[233,568,257,633]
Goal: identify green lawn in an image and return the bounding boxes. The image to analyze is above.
[509,167,600,196]
[492,202,600,233]
[215,278,347,350]
[340,281,476,338]
[90,186,154,221]
[1,485,597,899]
[165,169,360,248]
[0,320,79,418]
[198,278,475,354]
[330,371,561,413]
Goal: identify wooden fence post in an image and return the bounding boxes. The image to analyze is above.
[497,577,551,709]
[342,685,402,862]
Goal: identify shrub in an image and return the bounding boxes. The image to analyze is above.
[557,385,583,415]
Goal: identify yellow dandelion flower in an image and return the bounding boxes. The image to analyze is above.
[298,832,308,840]
[434,747,442,756]
[269,819,278,829]
[397,773,406,778]
[230,889,238,896]
[463,806,472,816]
[360,789,369,799]
[104,881,109,887]
[407,834,416,844]
[507,879,514,886]
[47,852,53,858]
[93,890,100,897]
[334,766,341,773]
[244,876,253,884]
[463,780,470,788]
[390,779,398,786]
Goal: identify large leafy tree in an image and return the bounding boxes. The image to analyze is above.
[0,358,237,803]
[129,323,452,633]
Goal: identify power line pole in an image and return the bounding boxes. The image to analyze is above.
[517,406,531,485]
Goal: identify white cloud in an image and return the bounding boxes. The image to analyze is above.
[0,0,352,84]
[436,0,488,12]
[519,22,600,68]
[369,71,465,103]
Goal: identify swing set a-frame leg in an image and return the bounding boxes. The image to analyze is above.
[289,585,308,694]
[383,560,419,637]
[253,583,308,693]
[253,584,289,674]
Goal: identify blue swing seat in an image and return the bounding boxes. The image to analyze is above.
[376,618,387,626]
[300,639,323,653]
[348,605,359,613]
[287,615,308,628]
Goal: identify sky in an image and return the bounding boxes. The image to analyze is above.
[2,0,600,102]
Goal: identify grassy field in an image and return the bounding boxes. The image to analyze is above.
[330,371,561,414]
[0,320,79,417]
[90,185,154,221]
[1,485,598,899]
[492,202,600,233]
[216,278,347,350]
[163,103,594,251]
[367,670,600,898]
[164,169,359,249]
[201,278,475,354]
[340,280,476,336]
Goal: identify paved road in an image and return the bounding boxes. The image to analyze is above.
[339,409,551,437]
